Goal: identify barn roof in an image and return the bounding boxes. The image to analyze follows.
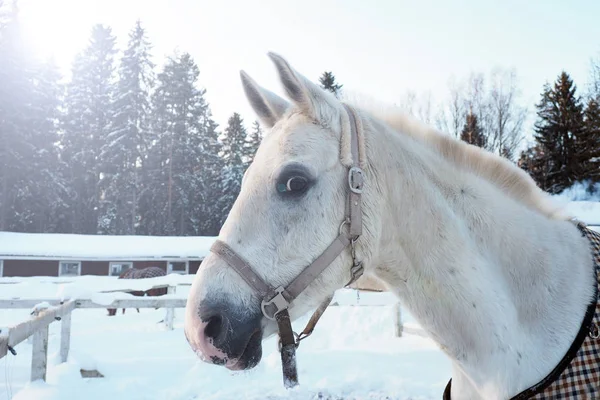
[0,231,216,261]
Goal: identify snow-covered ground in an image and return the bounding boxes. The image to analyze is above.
[1,196,599,400]
[1,283,449,400]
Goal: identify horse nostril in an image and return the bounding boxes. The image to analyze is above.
[204,314,223,340]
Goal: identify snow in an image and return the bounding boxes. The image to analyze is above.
[0,232,215,260]
[0,280,449,400]
[553,182,600,225]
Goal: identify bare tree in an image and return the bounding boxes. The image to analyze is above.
[416,91,433,125]
[464,72,492,142]
[439,77,467,138]
[398,90,417,116]
[486,68,527,160]
[397,90,433,125]
[436,68,526,161]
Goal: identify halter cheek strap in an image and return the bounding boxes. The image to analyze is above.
[209,103,366,388]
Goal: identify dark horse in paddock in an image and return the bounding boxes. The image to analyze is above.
[107,266,168,316]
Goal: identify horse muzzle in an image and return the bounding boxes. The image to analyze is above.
[184,299,263,370]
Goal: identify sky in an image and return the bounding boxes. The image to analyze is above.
[17,0,600,133]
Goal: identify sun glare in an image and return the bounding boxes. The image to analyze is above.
[19,0,92,65]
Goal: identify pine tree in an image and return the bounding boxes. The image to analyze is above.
[319,71,343,98]
[98,20,154,235]
[20,60,68,232]
[62,25,116,234]
[518,145,550,189]
[217,113,248,226]
[0,4,67,232]
[194,116,223,235]
[0,3,32,231]
[577,98,600,183]
[61,24,117,234]
[243,120,263,170]
[141,52,219,236]
[532,72,585,194]
[460,112,486,148]
[591,54,600,101]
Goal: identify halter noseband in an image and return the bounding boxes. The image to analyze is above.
[209,104,365,388]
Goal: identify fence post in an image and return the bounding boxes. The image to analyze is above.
[31,322,49,381]
[393,302,403,337]
[60,310,72,363]
[164,285,176,330]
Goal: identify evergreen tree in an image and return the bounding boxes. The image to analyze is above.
[243,120,263,170]
[460,112,486,148]
[141,52,219,236]
[0,4,66,232]
[0,4,31,231]
[577,98,600,183]
[20,60,68,233]
[531,72,585,193]
[591,54,600,101]
[61,24,117,234]
[194,115,223,235]
[319,71,343,98]
[217,112,248,226]
[500,145,513,161]
[98,20,154,235]
[518,145,550,189]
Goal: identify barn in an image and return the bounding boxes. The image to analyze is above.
[0,231,388,291]
[0,231,215,277]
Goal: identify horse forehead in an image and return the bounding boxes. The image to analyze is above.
[269,119,338,163]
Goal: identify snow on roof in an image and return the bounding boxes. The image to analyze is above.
[0,231,216,260]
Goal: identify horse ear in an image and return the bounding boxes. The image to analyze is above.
[240,70,289,128]
[267,52,340,123]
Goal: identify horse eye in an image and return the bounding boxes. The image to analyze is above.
[277,176,308,194]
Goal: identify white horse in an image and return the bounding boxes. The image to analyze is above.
[184,53,598,399]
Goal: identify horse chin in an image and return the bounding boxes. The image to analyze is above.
[225,330,263,371]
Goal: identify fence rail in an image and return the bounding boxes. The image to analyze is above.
[1,282,406,388]
[0,281,192,384]
[0,297,186,309]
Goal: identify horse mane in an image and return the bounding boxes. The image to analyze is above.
[344,97,569,221]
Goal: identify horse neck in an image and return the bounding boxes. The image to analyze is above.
[361,112,596,399]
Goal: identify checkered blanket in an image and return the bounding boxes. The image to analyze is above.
[527,224,600,399]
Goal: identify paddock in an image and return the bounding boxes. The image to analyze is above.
[0,276,420,400]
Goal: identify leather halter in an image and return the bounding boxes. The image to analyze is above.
[209,104,365,388]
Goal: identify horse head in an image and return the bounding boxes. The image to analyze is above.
[184,53,371,370]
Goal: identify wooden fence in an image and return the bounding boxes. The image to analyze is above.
[0,282,406,386]
[0,282,187,383]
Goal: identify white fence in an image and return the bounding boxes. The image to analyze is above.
[0,280,188,383]
[0,280,406,386]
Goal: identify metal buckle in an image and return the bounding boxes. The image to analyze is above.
[261,286,290,320]
[348,167,364,194]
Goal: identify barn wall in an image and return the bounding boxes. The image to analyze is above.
[3,260,58,277]
[81,261,109,275]
[189,260,202,275]
[1,258,201,277]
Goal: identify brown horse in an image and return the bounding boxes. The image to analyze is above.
[107,266,167,316]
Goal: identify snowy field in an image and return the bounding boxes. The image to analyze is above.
[1,283,449,400]
[1,198,599,400]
